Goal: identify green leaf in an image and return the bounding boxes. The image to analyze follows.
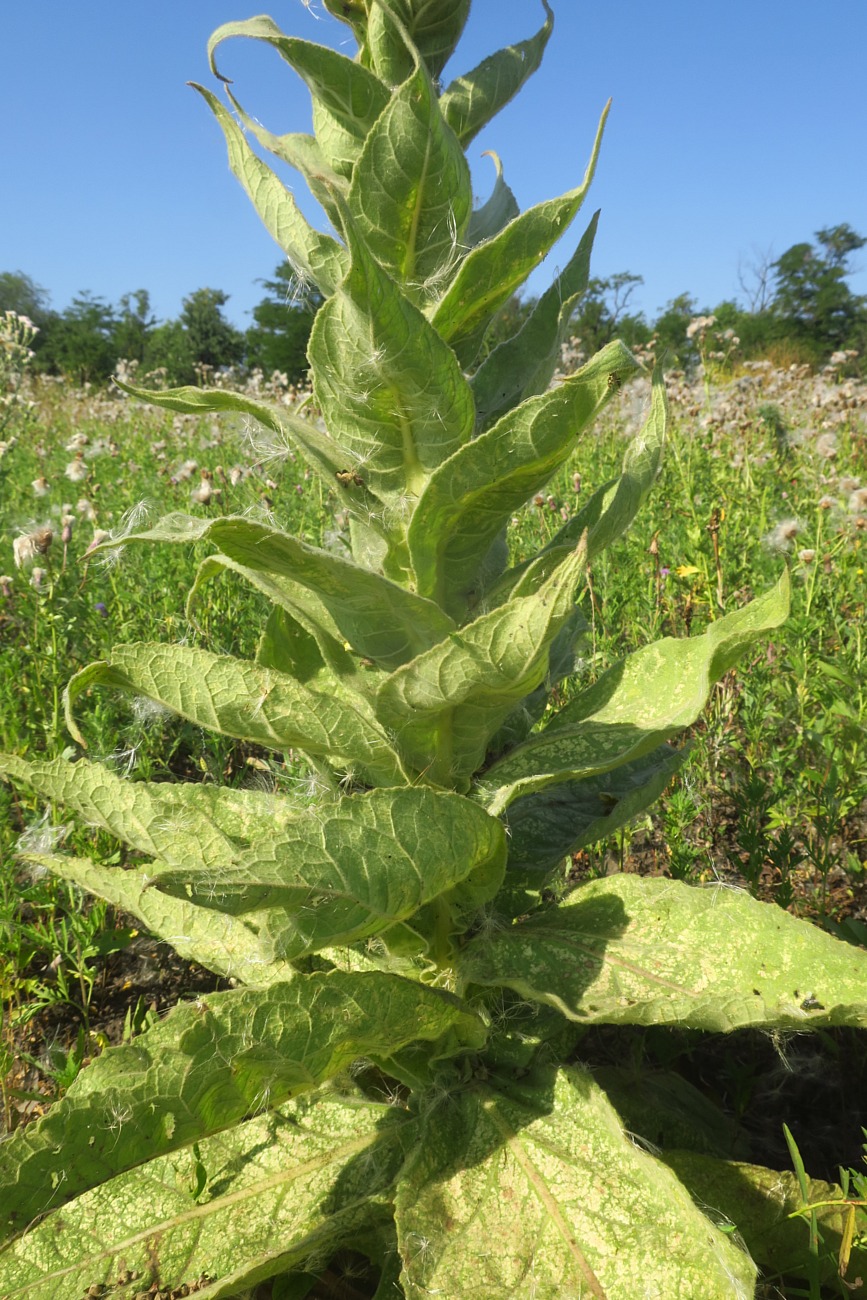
[149,787,507,959]
[0,971,483,1241]
[16,852,295,987]
[662,1149,867,1287]
[395,1066,756,1297]
[408,340,639,616]
[0,1093,410,1299]
[63,643,406,787]
[471,210,600,430]
[429,99,609,364]
[440,1,553,146]
[349,55,472,296]
[484,366,668,609]
[596,1066,750,1159]
[190,83,347,296]
[309,201,475,509]
[458,872,867,1031]
[96,513,455,671]
[364,0,471,83]
[208,16,390,152]
[499,743,691,874]
[484,568,790,814]
[378,543,587,786]
[466,150,520,246]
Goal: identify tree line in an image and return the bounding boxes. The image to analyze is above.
[2,223,864,387]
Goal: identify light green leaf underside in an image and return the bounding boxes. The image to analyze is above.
[440,0,553,146]
[466,149,519,246]
[395,1066,756,1298]
[0,972,483,1242]
[0,1093,408,1300]
[190,84,346,296]
[408,340,639,616]
[18,852,294,987]
[429,99,609,361]
[377,542,587,784]
[97,513,455,670]
[309,204,475,506]
[150,786,507,960]
[662,1149,867,1287]
[471,209,600,431]
[349,57,471,294]
[64,642,405,787]
[458,872,867,1031]
[484,568,790,813]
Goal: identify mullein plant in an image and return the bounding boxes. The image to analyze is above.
[2,2,866,1296]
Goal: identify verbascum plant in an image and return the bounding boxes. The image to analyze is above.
[2,3,866,1297]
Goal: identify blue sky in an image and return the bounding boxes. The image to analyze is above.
[3,1,866,330]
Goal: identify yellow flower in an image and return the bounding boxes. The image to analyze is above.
[675,564,701,577]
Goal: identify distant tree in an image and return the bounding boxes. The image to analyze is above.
[180,288,245,374]
[568,272,648,357]
[0,270,51,327]
[38,292,118,385]
[650,292,699,369]
[770,223,867,360]
[141,319,195,387]
[246,263,322,381]
[112,289,156,364]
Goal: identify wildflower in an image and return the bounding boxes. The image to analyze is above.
[815,433,837,459]
[818,495,836,510]
[797,549,816,564]
[31,476,50,497]
[30,566,46,589]
[675,564,701,578]
[847,487,867,514]
[94,602,108,617]
[64,453,89,483]
[85,528,111,555]
[61,514,75,546]
[0,575,13,597]
[572,472,581,493]
[764,519,801,552]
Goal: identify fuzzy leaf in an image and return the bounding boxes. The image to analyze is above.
[364,0,471,83]
[0,1095,409,1300]
[348,55,472,295]
[466,150,519,246]
[440,1,553,145]
[377,543,587,786]
[500,744,691,874]
[96,513,455,670]
[662,1149,867,1287]
[395,1066,756,1297]
[17,852,294,986]
[471,210,600,430]
[484,569,790,814]
[63,643,406,786]
[429,100,609,363]
[458,872,867,1031]
[309,204,475,507]
[149,787,508,959]
[408,340,639,616]
[0,972,483,1241]
[190,84,347,296]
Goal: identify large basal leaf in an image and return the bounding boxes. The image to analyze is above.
[0,971,483,1241]
[377,542,588,786]
[148,787,507,960]
[0,1093,411,1300]
[308,204,475,507]
[458,872,867,1031]
[439,0,553,146]
[407,340,639,617]
[395,1065,756,1298]
[364,0,471,84]
[499,743,691,874]
[488,365,668,611]
[64,642,406,787]
[20,852,295,987]
[484,568,790,814]
[429,100,609,364]
[95,513,455,670]
[662,1149,867,1288]
[191,84,347,296]
[348,54,471,296]
[471,209,600,431]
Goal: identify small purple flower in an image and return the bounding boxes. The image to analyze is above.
[94,601,108,618]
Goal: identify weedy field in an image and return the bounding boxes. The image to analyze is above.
[1,350,866,1295]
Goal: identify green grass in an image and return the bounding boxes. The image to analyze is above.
[1,362,865,1119]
